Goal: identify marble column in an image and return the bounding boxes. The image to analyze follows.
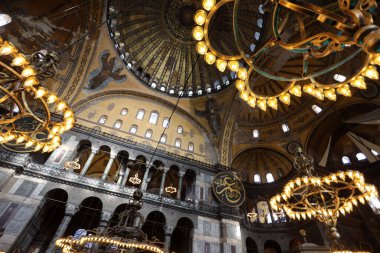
[164,225,174,253]
[80,148,98,176]
[100,154,116,182]
[120,167,131,187]
[46,203,78,252]
[177,171,185,199]
[141,168,150,191]
[98,211,112,233]
[159,168,169,195]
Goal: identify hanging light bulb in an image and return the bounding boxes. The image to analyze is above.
[194,10,207,26]
[0,41,17,55]
[192,26,204,41]
[350,76,366,89]
[279,93,291,105]
[289,85,302,97]
[21,66,37,78]
[204,52,216,65]
[312,87,324,101]
[237,67,248,80]
[248,96,256,107]
[47,94,58,104]
[202,0,216,11]
[267,97,278,110]
[303,84,315,95]
[227,60,239,72]
[216,59,227,72]
[239,90,249,101]
[23,76,39,87]
[11,53,29,66]
[324,88,336,101]
[235,79,245,91]
[35,87,46,98]
[196,41,208,55]
[362,65,379,80]
[337,84,351,97]
[257,99,267,111]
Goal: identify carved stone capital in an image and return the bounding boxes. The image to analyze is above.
[101,210,112,222]
[179,170,186,177]
[65,203,78,216]
[164,225,174,235]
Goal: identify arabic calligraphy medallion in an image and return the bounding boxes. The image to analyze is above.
[213,171,245,207]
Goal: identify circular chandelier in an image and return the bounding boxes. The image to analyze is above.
[192,0,380,111]
[0,37,75,152]
[56,190,164,253]
[269,148,378,250]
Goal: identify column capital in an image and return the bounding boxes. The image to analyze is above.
[109,153,117,159]
[164,225,174,235]
[91,147,99,154]
[179,170,186,177]
[65,203,78,216]
[163,167,169,174]
[101,210,112,222]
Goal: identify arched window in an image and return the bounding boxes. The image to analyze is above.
[160,134,167,143]
[342,156,351,165]
[188,142,194,152]
[312,105,322,114]
[113,120,122,129]
[333,74,347,82]
[120,108,128,116]
[281,123,290,133]
[175,138,181,148]
[149,111,159,124]
[136,109,145,120]
[266,173,274,183]
[162,117,170,128]
[177,125,183,134]
[277,168,284,177]
[253,129,259,138]
[145,129,153,139]
[98,115,107,124]
[356,153,366,161]
[371,149,379,156]
[129,125,138,134]
[253,174,261,183]
[369,196,380,214]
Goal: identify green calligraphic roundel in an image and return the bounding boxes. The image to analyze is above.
[213,171,245,207]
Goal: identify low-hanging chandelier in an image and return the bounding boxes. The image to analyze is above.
[269,148,378,251]
[56,190,164,253]
[192,0,380,111]
[0,37,75,152]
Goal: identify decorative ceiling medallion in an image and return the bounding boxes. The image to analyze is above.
[193,0,380,111]
[107,0,264,97]
[213,171,245,207]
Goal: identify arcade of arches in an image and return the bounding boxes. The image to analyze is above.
[0,1,380,253]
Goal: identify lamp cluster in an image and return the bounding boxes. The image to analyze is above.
[270,170,378,225]
[0,37,75,152]
[128,173,141,185]
[193,0,380,111]
[165,184,177,194]
[56,236,163,253]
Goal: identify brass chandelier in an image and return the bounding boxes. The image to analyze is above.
[0,37,75,152]
[269,148,378,250]
[56,190,164,253]
[192,0,380,111]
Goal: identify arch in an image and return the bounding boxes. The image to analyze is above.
[163,165,179,198]
[98,115,107,124]
[113,119,123,129]
[160,134,167,143]
[266,173,274,183]
[112,150,130,183]
[73,140,92,174]
[146,160,165,193]
[277,168,284,178]
[149,111,159,124]
[253,174,261,183]
[125,155,147,188]
[162,117,170,128]
[175,138,182,148]
[188,142,194,152]
[170,217,194,253]
[109,203,128,227]
[142,211,166,247]
[120,108,128,116]
[264,240,282,253]
[181,169,196,201]
[136,109,145,120]
[129,124,138,134]
[342,156,351,165]
[145,129,153,139]
[64,197,103,237]
[13,189,68,252]
[177,125,183,134]
[86,145,111,179]
[246,237,258,253]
